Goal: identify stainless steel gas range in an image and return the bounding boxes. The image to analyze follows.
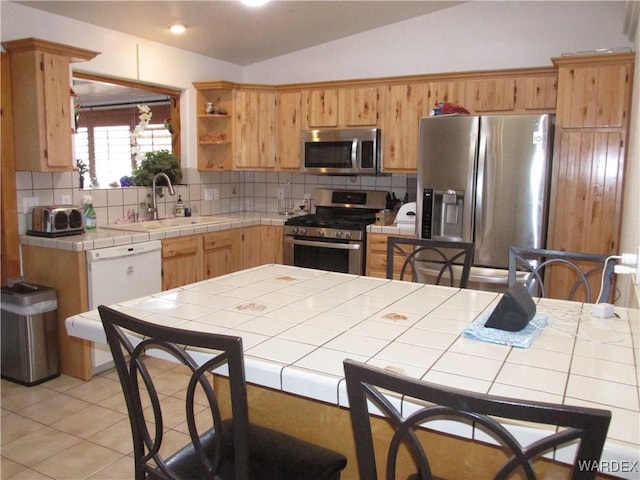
[283,188,388,275]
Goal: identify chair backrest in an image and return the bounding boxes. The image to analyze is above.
[98,305,251,480]
[508,246,617,303]
[343,359,610,480]
[386,236,474,288]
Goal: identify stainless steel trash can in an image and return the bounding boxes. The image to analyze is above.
[1,283,60,386]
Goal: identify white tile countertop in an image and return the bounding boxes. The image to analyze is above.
[19,212,292,251]
[65,264,640,478]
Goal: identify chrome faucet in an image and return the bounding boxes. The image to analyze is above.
[151,172,176,220]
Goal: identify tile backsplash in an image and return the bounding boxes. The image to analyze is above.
[15,168,413,234]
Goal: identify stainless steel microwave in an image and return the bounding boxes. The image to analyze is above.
[301,128,381,175]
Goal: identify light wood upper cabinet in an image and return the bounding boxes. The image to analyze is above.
[277,91,302,170]
[235,88,277,169]
[428,80,470,110]
[520,74,558,111]
[378,83,430,172]
[340,87,378,126]
[554,54,632,129]
[471,78,516,112]
[2,38,98,172]
[194,82,235,171]
[303,87,378,128]
[304,89,338,127]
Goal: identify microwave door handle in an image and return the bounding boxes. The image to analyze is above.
[291,239,361,250]
[352,138,358,167]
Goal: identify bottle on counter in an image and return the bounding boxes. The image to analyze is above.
[175,195,185,217]
[83,195,97,230]
[278,181,294,215]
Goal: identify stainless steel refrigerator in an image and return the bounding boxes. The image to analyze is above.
[416,114,554,292]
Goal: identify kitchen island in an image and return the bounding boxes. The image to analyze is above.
[65,264,639,479]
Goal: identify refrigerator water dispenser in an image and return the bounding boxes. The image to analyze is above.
[422,188,464,240]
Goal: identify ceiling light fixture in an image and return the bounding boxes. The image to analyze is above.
[241,0,269,7]
[170,23,186,34]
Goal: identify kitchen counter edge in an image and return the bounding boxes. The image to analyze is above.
[19,213,290,252]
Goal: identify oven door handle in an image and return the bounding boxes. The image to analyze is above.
[288,238,361,250]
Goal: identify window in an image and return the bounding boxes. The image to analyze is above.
[74,104,171,188]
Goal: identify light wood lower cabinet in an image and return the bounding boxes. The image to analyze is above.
[242,225,283,269]
[203,229,242,279]
[161,235,202,290]
[366,232,413,279]
[162,226,283,290]
[21,245,91,380]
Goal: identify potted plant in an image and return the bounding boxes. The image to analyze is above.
[131,150,182,188]
[76,159,89,188]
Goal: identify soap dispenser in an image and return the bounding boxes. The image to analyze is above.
[175,195,185,217]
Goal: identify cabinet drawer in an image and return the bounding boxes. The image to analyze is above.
[162,236,200,258]
[203,231,234,251]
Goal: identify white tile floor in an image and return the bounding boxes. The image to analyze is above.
[1,357,185,479]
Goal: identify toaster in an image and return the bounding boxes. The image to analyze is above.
[28,205,84,237]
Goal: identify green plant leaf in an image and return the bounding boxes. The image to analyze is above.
[131,150,182,187]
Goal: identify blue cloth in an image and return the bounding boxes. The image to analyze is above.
[462,314,548,349]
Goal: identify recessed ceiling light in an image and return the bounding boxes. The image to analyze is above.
[241,0,269,7]
[170,23,186,34]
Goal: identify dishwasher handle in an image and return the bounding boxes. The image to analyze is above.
[86,240,162,262]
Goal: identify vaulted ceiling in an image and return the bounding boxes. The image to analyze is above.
[18,1,462,66]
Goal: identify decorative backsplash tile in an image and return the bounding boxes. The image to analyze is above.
[14,168,413,234]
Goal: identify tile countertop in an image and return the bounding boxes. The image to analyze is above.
[65,264,640,478]
[19,213,293,252]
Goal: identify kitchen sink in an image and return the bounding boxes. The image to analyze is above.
[103,216,235,232]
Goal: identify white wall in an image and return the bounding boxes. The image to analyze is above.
[618,10,640,307]
[244,1,632,83]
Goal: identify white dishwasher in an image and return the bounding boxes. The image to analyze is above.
[86,240,162,372]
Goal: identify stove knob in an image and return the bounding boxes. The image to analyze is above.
[344,231,352,239]
[299,227,307,235]
[335,231,343,238]
[290,227,298,235]
[318,229,325,237]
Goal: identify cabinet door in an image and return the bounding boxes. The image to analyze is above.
[366,232,413,279]
[548,130,624,255]
[304,89,338,128]
[10,50,73,171]
[340,87,378,126]
[242,226,263,269]
[521,75,558,111]
[277,91,302,170]
[556,60,631,128]
[162,236,202,290]
[42,52,74,168]
[471,78,516,112]
[260,225,283,265]
[235,89,276,169]
[203,229,242,278]
[428,80,471,110]
[378,83,429,172]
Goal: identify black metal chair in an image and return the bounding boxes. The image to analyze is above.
[343,358,610,480]
[98,305,347,480]
[386,237,474,288]
[508,246,617,303]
